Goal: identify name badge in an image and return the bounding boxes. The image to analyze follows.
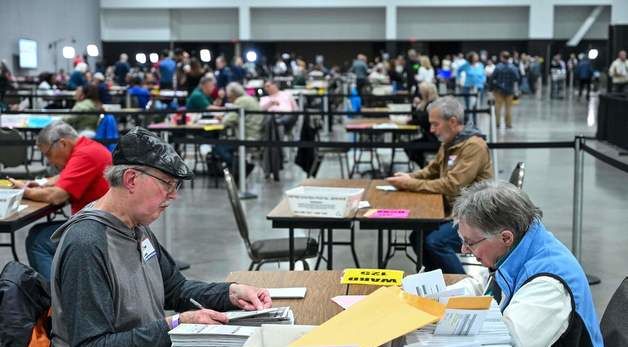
[141,237,157,262]
[447,155,457,169]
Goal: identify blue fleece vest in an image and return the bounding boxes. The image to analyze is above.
[495,220,603,347]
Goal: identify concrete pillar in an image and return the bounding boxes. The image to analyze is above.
[386,5,397,41]
[239,5,251,41]
[529,2,554,39]
[611,0,628,25]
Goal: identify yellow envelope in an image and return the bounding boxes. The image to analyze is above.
[446,296,492,310]
[290,286,444,347]
[341,268,404,286]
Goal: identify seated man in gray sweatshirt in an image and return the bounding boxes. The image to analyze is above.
[50,127,272,347]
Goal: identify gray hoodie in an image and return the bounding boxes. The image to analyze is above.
[50,207,236,347]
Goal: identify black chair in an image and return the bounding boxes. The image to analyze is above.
[509,162,525,189]
[223,167,319,270]
[601,277,628,347]
[0,128,47,179]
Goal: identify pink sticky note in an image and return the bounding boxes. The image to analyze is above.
[366,209,410,219]
[331,295,366,309]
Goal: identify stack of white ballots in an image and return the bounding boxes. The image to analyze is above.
[404,301,512,347]
[227,307,294,326]
[169,324,257,347]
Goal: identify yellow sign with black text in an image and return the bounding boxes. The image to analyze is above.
[341,268,404,286]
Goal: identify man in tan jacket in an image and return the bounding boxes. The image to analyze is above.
[386,96,492,274]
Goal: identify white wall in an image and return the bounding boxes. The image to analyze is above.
[250,8,386,41]
[101,9,171,41]
[171,9,238,41]
[554,5,611,39]
[397,7,530,40]
[0,0,100,75]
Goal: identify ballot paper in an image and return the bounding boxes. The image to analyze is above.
[404,301,512,346]
[226,307,294,326]
[169,324,257,347]
[402,270,493,337]
[434,295,492,336]
[267,288,307,299]
[434,309,487,336]
[402,269,447,297]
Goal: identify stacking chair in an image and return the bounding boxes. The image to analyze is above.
[601,277,628,347]
[509,162,525,189]
[223,167,319,270]
[0,128,47,179]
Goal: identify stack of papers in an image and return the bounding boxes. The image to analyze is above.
[169,324,257,347]
[227,307,294,326]
[404,301,512,346]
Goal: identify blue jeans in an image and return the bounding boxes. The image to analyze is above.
[26,221,65,281]
[410,221,465,274]
[213,144,235,166]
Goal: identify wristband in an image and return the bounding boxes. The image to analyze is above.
[170,314,180,329]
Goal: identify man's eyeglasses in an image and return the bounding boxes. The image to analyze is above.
[133,168,182,194]
[41,139,60,157]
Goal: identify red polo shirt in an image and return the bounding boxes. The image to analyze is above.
[55,137,112,214]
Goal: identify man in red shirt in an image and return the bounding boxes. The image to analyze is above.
[9,121,111,280]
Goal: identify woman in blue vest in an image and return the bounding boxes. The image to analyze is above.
[453,180,603,347]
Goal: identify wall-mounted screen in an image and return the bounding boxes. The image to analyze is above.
[18,39,38,69]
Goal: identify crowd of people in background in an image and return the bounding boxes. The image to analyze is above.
[0,47,625,130]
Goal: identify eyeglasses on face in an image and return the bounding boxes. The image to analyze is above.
[132,168,182,194]
[461,237,488,251]
[41,139,61,157]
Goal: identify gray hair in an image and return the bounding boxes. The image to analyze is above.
[226,82,246,98]
[427,96,464,124]
[199,73,216,86]
[452,180,542,240]
[104,164,150,187]
[36,120,78,146]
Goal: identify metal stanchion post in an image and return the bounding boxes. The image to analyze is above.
[572,136,600,285]
[489,101,499,177]
[238,107,257,200]
[322,94,330,137]
[298,93,305,112]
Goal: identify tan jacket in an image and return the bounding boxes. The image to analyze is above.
[223,95,265,141]
[407,135,493,210]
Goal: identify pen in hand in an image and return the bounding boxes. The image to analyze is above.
[189,298,206,310]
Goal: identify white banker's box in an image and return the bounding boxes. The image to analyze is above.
[0,189,24,219]
[285,187,364,218]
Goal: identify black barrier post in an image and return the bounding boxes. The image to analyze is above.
[488,99,499,177]
[238,107,257,200]
[572,136,601,285]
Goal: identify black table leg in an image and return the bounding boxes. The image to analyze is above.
[416,228,423,272]
[10,232,19,261]
[289,227,295,270]
[327,228,333,270]
[377,228,384,269]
